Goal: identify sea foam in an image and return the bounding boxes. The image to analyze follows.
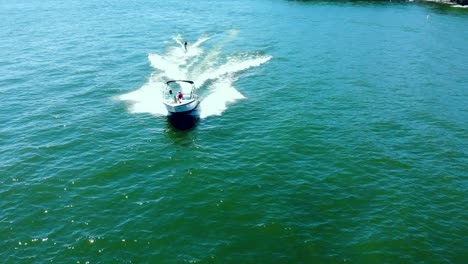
[119,32,271,118]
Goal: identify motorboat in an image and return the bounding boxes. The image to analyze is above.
[163,80,199,114]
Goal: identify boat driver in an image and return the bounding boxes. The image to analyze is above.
[169,90,177,103]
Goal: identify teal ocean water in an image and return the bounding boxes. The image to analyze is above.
[1,0,467,263]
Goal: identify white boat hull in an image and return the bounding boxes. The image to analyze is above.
[164,99,199,113]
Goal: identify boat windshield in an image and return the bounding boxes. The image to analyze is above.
[165,81,194,100]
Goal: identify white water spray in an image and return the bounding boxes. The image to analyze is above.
[119,32,271,118]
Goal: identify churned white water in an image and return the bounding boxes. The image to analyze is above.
[119,31,271,118]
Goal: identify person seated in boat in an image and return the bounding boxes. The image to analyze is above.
[177,91,183,102]
[169,90,177,103]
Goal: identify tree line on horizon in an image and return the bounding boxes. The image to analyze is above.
[290,0,468,5]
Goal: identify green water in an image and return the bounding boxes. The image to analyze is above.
[1,0,467,263]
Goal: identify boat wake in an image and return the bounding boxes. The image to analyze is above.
[119,30,271,119]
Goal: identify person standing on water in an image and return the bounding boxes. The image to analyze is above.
[184,41,188,51]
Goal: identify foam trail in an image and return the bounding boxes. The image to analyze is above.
[192,35,210,48]
[194,55,272,89]
[149,54,186,80]
[119,78,167,115]
[119,32,271,118]
[173,35,185,51]
[196,55,271,118]
[189,30,239,88]
[198,77,245,118]
[185,36,210,69]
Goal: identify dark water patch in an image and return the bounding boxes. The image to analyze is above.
[167,112,200,131]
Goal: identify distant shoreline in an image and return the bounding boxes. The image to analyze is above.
[422,0,453,3]
[420,0,468,6]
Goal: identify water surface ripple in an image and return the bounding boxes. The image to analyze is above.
[1,0,467,263]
